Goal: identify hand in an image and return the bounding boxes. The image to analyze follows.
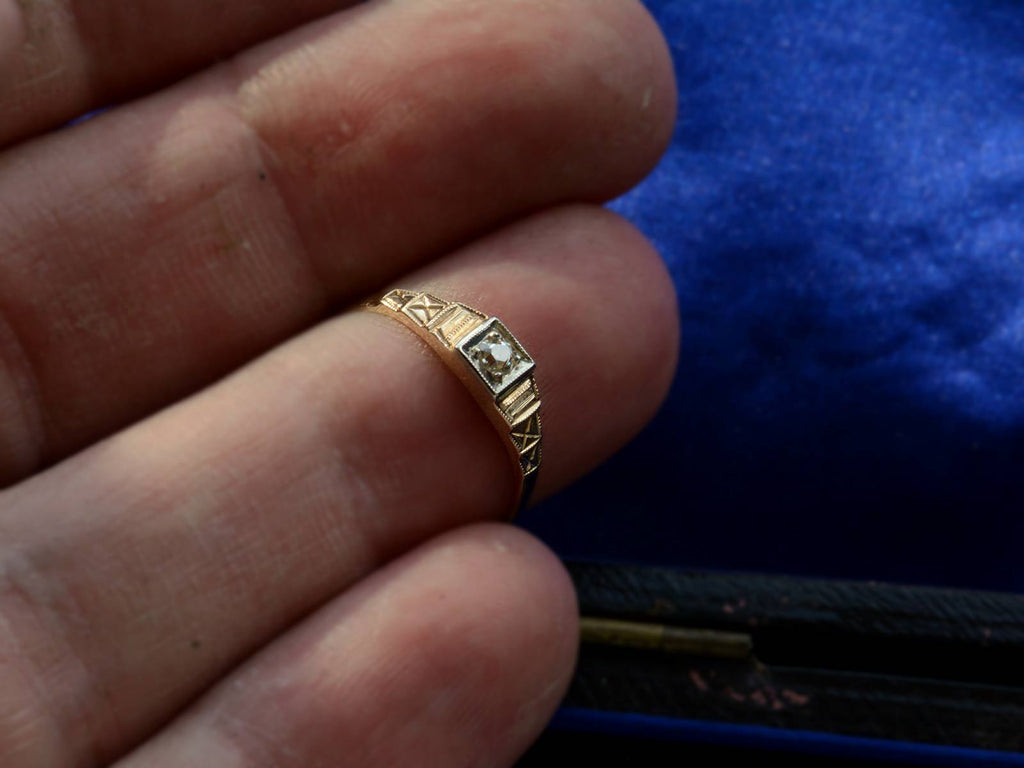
[0,1,677,765]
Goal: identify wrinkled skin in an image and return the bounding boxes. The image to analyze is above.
[0,1,677,765]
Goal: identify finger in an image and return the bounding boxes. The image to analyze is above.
[0,205,677,767]
[0,0,356,146]
[115,524,577,768]
[0,0,676,485]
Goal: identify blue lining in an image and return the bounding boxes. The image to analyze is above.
[552,709,1024,766]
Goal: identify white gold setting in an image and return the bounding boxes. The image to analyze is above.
[458,318,535,395]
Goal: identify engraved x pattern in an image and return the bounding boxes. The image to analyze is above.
[402,293,447,325]
[511,410,541,453]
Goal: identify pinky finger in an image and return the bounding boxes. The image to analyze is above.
[115,524,579,768]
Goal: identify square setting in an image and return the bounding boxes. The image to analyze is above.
[457,318,535,395]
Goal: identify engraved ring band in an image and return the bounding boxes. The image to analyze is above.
[364,289,542,518]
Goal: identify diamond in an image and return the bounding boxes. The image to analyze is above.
[459,318,534,395]
[472,332,520,382]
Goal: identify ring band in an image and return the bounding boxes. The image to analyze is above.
[364,289,542,517]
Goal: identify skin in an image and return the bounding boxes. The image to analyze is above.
[0,1,679,766]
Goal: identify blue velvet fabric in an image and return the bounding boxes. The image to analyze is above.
[520,0,1024,592]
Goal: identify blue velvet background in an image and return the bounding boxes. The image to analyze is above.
[520,0,1024,593]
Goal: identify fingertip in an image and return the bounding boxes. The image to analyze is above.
[459,522,580,666]
[593,208,681,424]
[546,206,680,485]
[400,523,580,696]
[462,523,581,747]
[395,523,581,754]
[580,0,679,197]
[510,0,678,201]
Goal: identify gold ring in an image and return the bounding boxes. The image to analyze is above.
[364,289,542,518]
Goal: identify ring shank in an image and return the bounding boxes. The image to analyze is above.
[363,289,542,518]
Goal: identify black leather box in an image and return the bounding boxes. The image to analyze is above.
[519,561,1024,765]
